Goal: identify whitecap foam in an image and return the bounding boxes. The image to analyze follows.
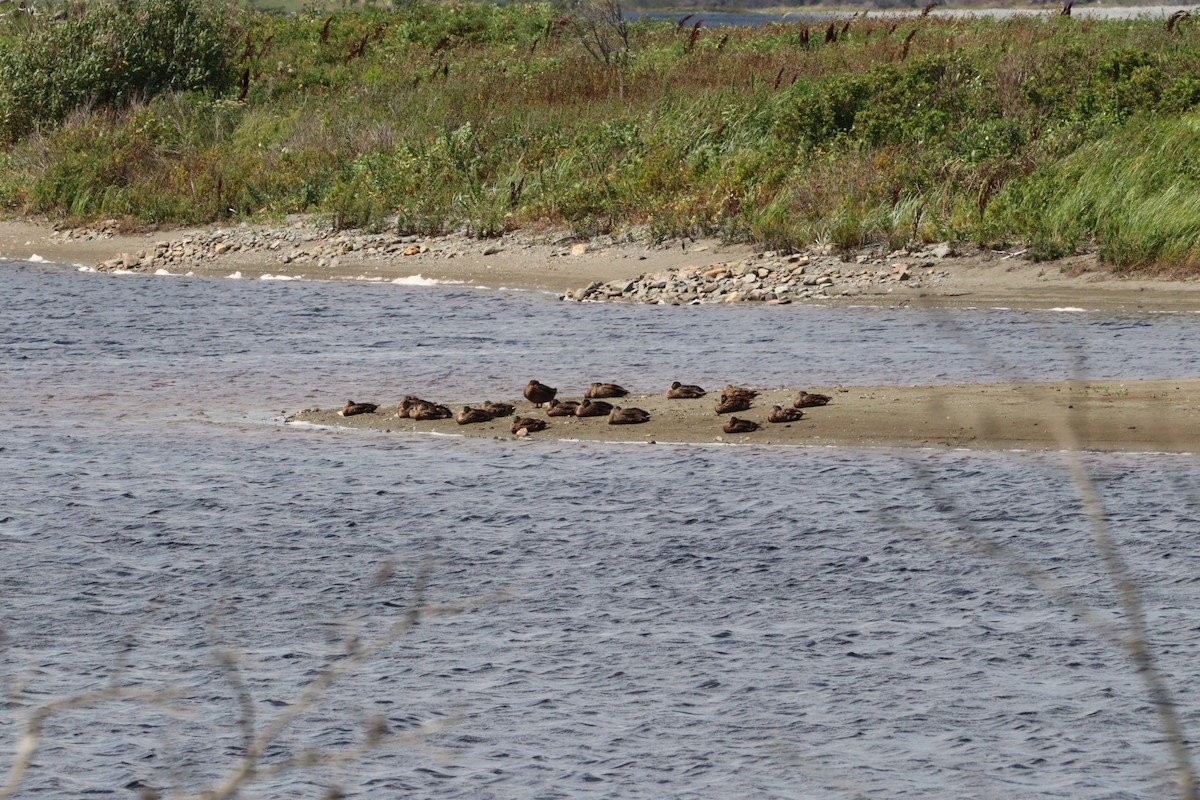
[285,420,335,430]
[260,273,303,281]
[154,268,174,276]
[1049,306,1088,312]
[28,253,47,263]
[227,271,243,280]
[76,265,95,273]
[391,274,465,286]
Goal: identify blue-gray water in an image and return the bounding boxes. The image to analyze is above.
[2,263,1199,798]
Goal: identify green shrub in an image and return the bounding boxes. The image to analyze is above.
[0,0,233,142]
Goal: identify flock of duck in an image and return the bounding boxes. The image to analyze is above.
[338,381,830,436]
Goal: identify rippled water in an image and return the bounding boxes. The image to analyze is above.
[3,263,1200,798]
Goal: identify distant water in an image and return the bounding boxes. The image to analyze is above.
[2,262,1199,798]
[630,5,1185,27]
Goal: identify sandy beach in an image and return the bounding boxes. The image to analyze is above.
[6,216,1200,312]
[288,380,1200,453]
[5,217,1199,451]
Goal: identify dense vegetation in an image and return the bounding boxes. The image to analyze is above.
[1,0,1199,270]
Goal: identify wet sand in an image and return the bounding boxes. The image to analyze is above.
[288,379,1200,452]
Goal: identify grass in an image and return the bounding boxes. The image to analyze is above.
[2,0,1200,270]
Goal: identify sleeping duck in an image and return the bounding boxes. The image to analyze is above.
[722,417,760,434]
[339,400,379,417]
[455,406,494,425]
[546,398,582,417]
[574,398,614,417]
[666,381,706,399]
[794,391,831,408]
[714,394,752,415]
[768,405,805,423]
[608,407,651,425]
[585,382,629,399]
[511,416,548,435]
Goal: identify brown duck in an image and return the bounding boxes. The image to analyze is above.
[455,406,493,425]
[666,381,706,399]
[586,382,629,399]
[339,400,378,417]
[408,401,453,421]
[396,395,438,417]
[723,417,760,434]
[608,407,651,425]
[714,395,752,415]
[524,380,557,408]
[480,401,515,418]
[768,405,805,423]
[546,398,581,417]
[574,398,614,417]
[794,391,832,408]
[722,384,759,401]
[511,416,548,435]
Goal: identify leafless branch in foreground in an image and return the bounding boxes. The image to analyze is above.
[1,558,511,800]
[892,309,1197,799]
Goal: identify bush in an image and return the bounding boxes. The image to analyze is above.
[0,0,233,142]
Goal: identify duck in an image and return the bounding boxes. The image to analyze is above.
[480,401,515,418]
[666,381,706,399]
[511,416,548,435]
[524,380,557,408]
[455,406,493,425]
[585,382,629,399]
[574,398,613,417]
[339,400,379,417]
[794,391,831,408]
[408,402,453,421]
[722,384,759,401]
[396,395,438,417]
[723,417,760,434]
[714,394,752,415]
[768,405,805,423]
[546,398,581,417]
[608,407,651,425]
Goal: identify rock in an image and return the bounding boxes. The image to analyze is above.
[570,243,589,257]
[932,242,955,258]
[723,292,742,303]
[482,244,502,256]
[402,245,421,256]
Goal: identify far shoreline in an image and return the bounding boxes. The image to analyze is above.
[4,216,1200,313]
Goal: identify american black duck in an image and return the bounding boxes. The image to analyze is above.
[723,417,760,434]
[524,380,557,408]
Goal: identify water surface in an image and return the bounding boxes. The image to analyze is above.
[2,263,1199,798]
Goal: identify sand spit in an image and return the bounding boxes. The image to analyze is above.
[287,379,1200,453]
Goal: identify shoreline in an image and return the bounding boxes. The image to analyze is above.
[287,379,1200,453]
[5,216,1200,312]
[5,216,1196,452]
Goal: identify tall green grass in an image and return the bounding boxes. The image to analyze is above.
[990,115,1200,270]
[2,1,1200,271]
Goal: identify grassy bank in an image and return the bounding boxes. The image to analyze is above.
[1,0,1199,271]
